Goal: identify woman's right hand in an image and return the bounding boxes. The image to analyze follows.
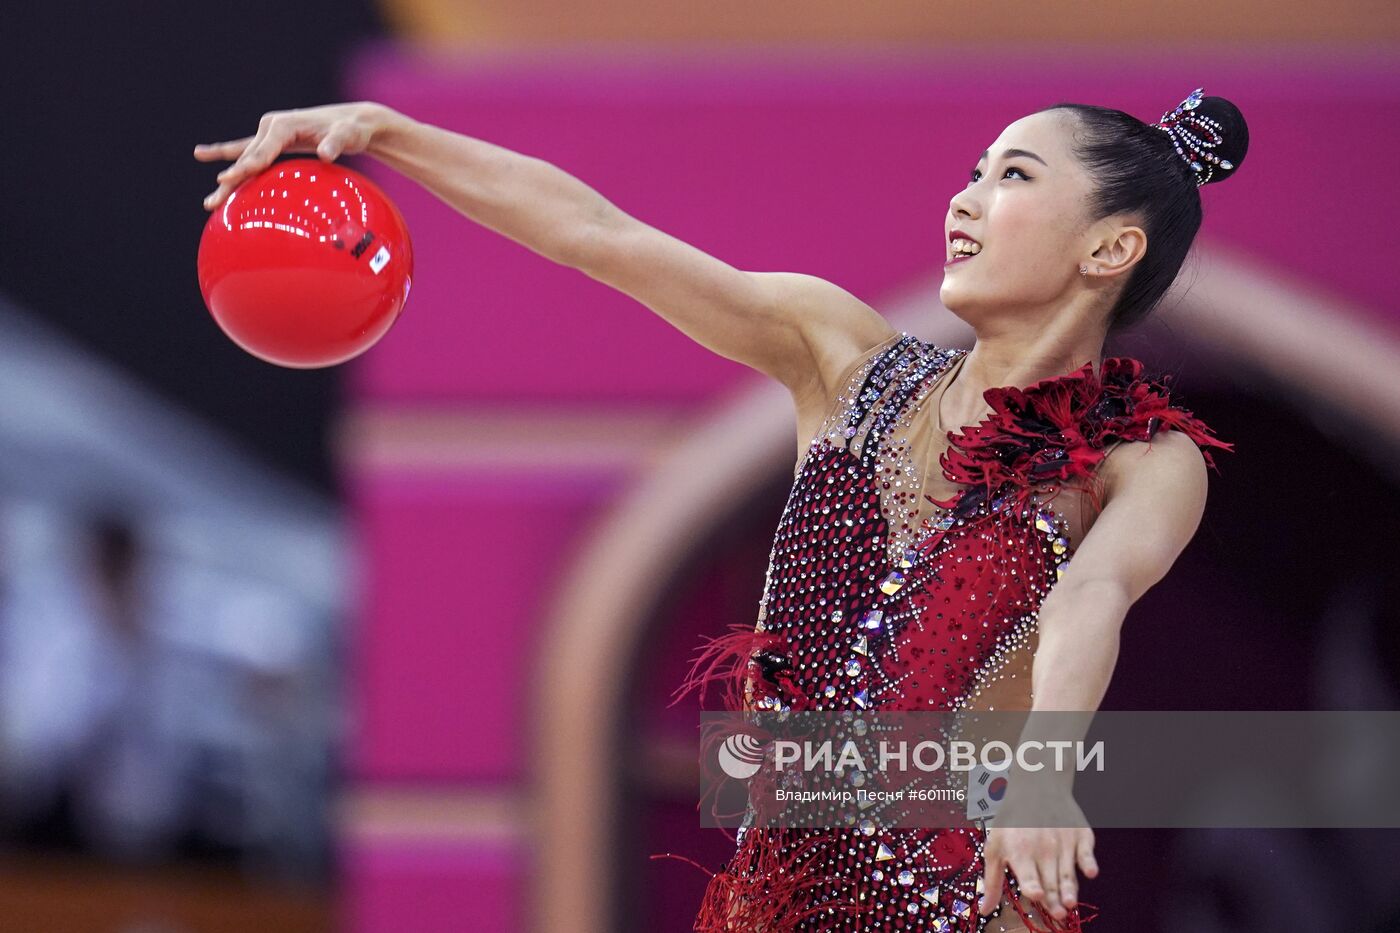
[193,101,395,211]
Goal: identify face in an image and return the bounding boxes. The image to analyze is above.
[940,110,1118,326]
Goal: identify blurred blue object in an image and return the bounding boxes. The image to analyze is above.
[0,293,346,883]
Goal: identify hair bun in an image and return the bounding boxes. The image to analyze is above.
[1155,88,1249,186]
[1195,95,1249,185]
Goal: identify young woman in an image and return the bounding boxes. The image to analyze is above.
[196,86,1246,931]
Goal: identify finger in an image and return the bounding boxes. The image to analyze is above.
[1058,840,1080,909]
[214,112,289,191]
[203,183,231,211]
[1035,853,1066,920]
[317,125,352,161]
[209,145,275,203]
[1076,833,1098,879]
[218,132,282,183]
[193,136,254,162]
[1009,856,1046,912]
[979,853,1005,917]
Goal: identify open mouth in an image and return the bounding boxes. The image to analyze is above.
[946,236,983,266]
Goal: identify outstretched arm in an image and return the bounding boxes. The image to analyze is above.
[195,102,896,403]
[979,429,1211,921]
[1031,429,1210,712]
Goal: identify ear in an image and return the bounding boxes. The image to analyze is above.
[1090,224,1147,280]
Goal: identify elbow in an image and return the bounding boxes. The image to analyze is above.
[558,196,621,271]
[1040,576,1132,634]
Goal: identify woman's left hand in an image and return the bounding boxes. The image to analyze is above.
[977,782,1098,921]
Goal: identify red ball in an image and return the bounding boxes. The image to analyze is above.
[197,158,413,368]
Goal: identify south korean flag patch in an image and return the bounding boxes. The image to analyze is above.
[966,762,1012,824]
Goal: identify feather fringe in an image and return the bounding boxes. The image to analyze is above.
[934,355,1235,518]
[652,830,878,931]
[1001,872,1102,931]
[653,841,1101,931]
[669,622,803,713]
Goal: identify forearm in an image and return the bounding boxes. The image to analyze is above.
[1000,580,1128,796]
[365,105,612,266]
[1030,578,1129,714]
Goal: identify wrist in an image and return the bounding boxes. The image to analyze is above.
[1004,760,1077,797]
[364,104,417,158]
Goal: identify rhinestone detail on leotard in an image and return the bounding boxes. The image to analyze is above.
[658,332,1233,931]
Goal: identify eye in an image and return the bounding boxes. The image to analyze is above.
[968,165,1031,183]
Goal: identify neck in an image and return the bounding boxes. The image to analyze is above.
[943,325,1107,428]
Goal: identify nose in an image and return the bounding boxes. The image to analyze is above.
[949,188,979,223]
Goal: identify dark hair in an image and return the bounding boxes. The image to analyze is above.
[1033,94,1250,333]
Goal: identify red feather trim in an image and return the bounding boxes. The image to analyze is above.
[1001,871,1102,931]
[933,355,1234,515]
[668,622,807,713]
[651,830,878,930]
[653,840,1102,931]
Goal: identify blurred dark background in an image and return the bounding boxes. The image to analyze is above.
[0,0,384,492]
[0,4,383,929]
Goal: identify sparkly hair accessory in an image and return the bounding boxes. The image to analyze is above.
[1154,87,1234,186]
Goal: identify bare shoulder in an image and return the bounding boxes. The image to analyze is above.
[1100,429,1209,510]
[1071,429,1215,603]
[747,271,899,403]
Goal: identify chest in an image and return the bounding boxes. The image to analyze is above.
[820,403,1100,566]
[913,430,1101,554]
[763,443,1074,713]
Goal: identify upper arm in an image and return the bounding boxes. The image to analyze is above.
[1055,430,1211,608]
[571,210,897,396]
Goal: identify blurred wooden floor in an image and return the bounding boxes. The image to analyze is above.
[0,853,331,933]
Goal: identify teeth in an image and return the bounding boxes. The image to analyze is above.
[951,238,982,256]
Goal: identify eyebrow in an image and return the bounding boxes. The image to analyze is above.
[978,148,1049,167]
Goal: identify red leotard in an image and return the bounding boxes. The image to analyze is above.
[657,332,1233,931]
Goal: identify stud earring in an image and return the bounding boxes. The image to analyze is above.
[1079,265,1088,276]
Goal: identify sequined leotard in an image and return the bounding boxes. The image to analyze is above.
[659,331,1233,931]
